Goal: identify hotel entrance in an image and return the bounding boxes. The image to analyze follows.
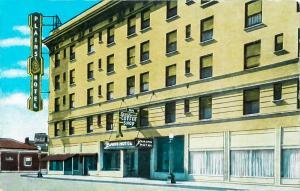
[123,149,151,178]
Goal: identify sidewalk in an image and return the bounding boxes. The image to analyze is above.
[20,173,300,191]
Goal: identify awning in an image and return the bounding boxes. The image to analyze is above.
[40,154,75,161]
[78,153,97,156]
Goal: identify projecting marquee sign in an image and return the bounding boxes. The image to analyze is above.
[119,109,138,128]
[27,12,44,112]
[104,138,153,150]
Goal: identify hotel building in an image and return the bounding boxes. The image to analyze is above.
[43,0,300,186]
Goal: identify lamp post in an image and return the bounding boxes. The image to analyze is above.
[37,146,43,178]
[168,133,176,184]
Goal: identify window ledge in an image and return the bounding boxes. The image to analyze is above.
[107,71,116,75]
[166,50,179,57]
[127,33,137,39]
[200,0,218,8]
[140,59,151,65]
[185,0,195,5]
[244,65,260,70]
[244,23,266,32]
[185,73,193,77]
[243,113,259,117]
[87,50,95,55]
[127,64,137,69]
[140,27,151,33]
[199,118,212,122]
[273,99,284,104]
[87,77,95,82]
[185,37,193,42]
[70,83,76,87]
[70,58,76,63]
[166,15,180,22]
[274,49,288,56]
[107,42,116,47]
[200,38,216,46]
[98,95,103,98]
[98,40,103,44]
[185,111,192,115]
[98,68,103,72]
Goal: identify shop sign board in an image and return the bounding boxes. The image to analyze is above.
[119,108,138,128]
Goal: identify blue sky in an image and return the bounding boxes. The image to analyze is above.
[0,0,98,141]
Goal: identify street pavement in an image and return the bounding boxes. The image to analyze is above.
[0,173,299,191]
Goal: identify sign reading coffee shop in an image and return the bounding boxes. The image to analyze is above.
[27,12,44,112]
[119,108,138,128]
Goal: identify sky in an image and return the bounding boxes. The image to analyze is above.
[0,0,99,141]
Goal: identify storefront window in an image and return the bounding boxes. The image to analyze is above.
[85,155,97,171]
[50,160,63,171]
[156,136,184,173]
[103,150,120,171]
[282,149,300,178]
[230,150,274,177]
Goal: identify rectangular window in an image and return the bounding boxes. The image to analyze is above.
[127,46,135,66]
[70,45,75,60]
[70,69,75,85]
[54,52,60,67]
[87,35,94,53]
[189,151,223,175]
[69,93,75,109]
[49,161,63,171]
[165,101,176,123]
[127,15,136,36]
[62,95,66,105]
[140,41,150,62]
[97,30,102,42]
[275,33,283,52]
[87,116,93,133]
[139,107,149,127]
[23,157,32,167]
[62,120,66,131]
[107,82,114,100]
[156,136,184,173]
[127,76,135,96]
[87,88,93,105]
[107,26,114,44]
[107,54,114,73]
[184,60,191,74]
[166,64,176,87]
[199,96,212,119]
[245,0,262,28]
[273,83,282,101]
[63,72,66,82]
[98,85,102,96]
[244,40,261,69]
[87,62,94,79]
[166,0,177,19]
[54,122,59,137]
[200,54,213,79]
[184,99,190,113]
[103,150,120,170]
[54,98,60,112]
[282,149,300,178]
[141,8,150,30]
[98,59,102,70]
[140,72,149,92]
[201,16,214,42]
[185,24,191,39]
[243,88,260,115]
[166,30,177,53]
[54,75,60,90]
[97,114,101,127]
[69,120,74,135]
[231,150,274,177]
[63,48,66,58]
[106,113,114,131]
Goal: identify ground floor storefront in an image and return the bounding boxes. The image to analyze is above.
[47,126,300,186]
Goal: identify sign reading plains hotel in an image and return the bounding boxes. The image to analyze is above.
[27,12,43,112]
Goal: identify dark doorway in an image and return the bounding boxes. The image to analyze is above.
[124,150,135,177]
[138,149,151,178]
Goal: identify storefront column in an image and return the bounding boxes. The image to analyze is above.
[150,138,157,178]
[224,131,230,182]
[120,150,124,177]
[275,127,282,185]
[17,152,20,172]
[71,157,74,175]
[184,134,189,179]
[98,141,101,173]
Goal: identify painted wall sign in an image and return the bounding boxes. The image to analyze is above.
[104,140,135,150]
[119,108,138,128]
[27,12,44,112]
[135,138,153,149]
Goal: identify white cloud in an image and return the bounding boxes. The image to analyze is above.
[0,37,30,47]
[13,25,30,35]
[0,93,48,141]
[0,68,27,78]
[17,60,27,68]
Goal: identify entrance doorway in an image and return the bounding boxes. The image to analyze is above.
[124,150,135,177]
[138,149,151,178]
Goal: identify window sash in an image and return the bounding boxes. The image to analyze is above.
[108,55,114,65]
[167,31,177,44]
[201,55,212,68]
[142,9,150,20]
[247,0,262,16]
[202,18,213,31]
[142,42,149,52]
[244,89,259,102]
[108,83,114,92]
[141,73,149,83]
[128,17,136,27]
[167,65,176,76]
